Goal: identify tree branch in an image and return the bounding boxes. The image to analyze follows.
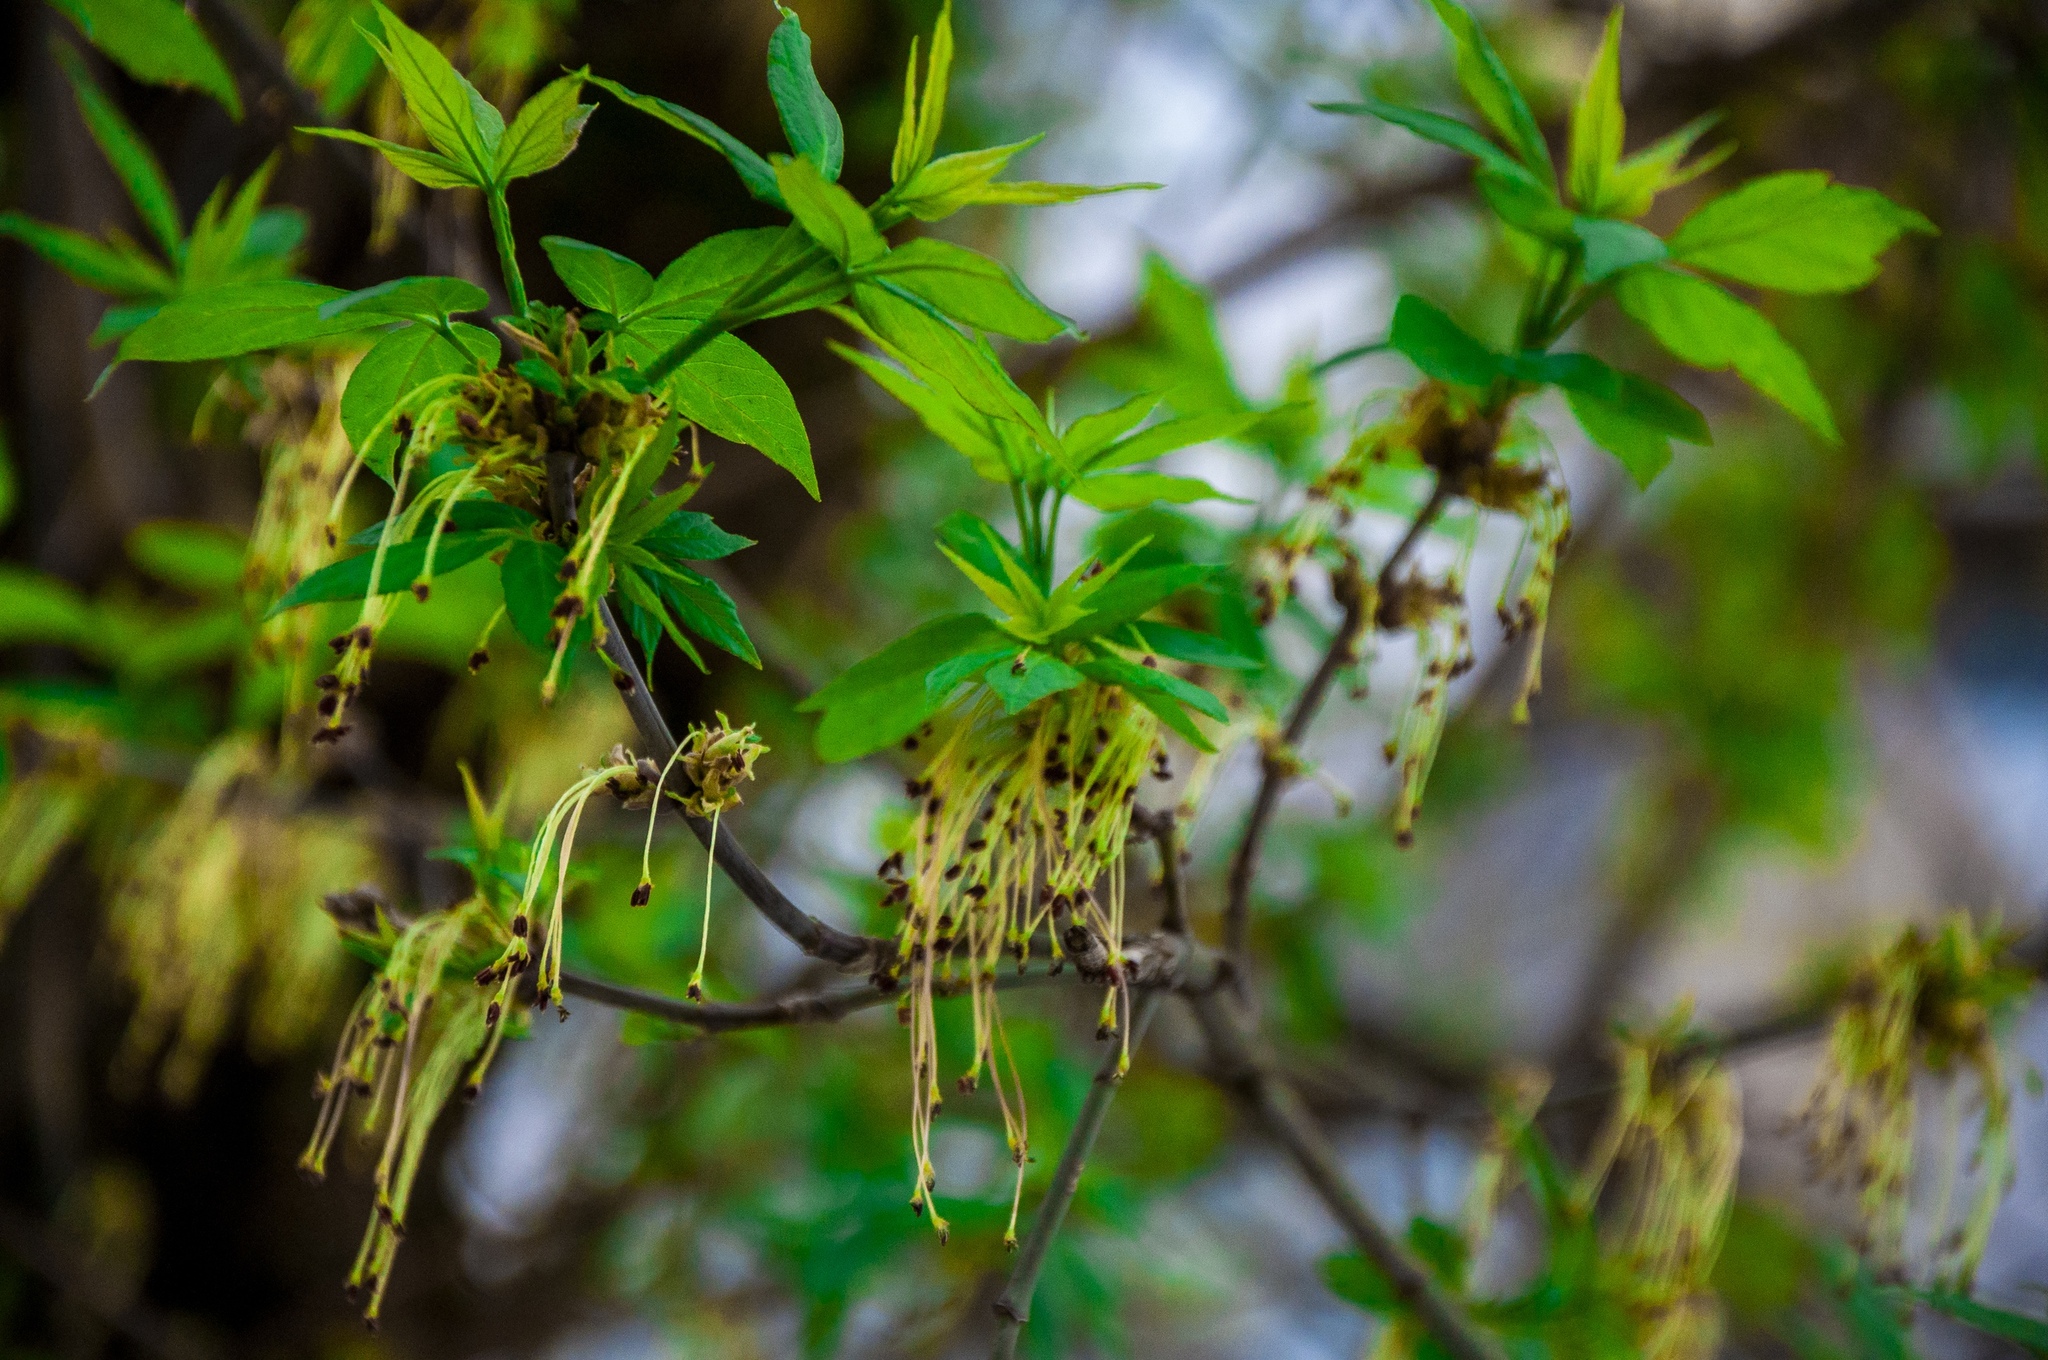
[1222,481,1452,962]
[1189,989,1500,1360]
[990,990,1165,1360]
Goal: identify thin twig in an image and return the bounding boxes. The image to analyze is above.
[990,990,1165,1360]
[1189,989,1501,1360]
[541,454,891,973]
[1222,482,1451,962]
[559,967,1055,1031]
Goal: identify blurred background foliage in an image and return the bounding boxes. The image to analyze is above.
[1,0,2047,1357]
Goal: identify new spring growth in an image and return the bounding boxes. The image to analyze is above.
[627,716,767,1001]
[301,895,504,1327]
[883,681,1162,1246]
[307,303,680,737]
[1799,914,2032,1287]
[1581,1004,1742,1360]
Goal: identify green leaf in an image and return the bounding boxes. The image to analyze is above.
[1420,0,1552,181]
[894,139,1032,218]
[0,567,96,648]
[127,520,245,594]
[1598,112,1729,220]
[1573,217,1665,284]
[1406,1217,1468,1289]
[1522,356,1707,442]
[268,530,504,614]
[496,70,593,182]
[589,74,783,208]
[848,284,1054,443]
[181,157,298,289]
[1567,7,1623,211]
[116,280,362,362]
[1061,394,1158,462]
[1053,563,1215,643]
[1126,620,1261,671]
[934,512,1034,591]
[348,498,535,545]
[50,0,243,119]
[0,212,171,298]
[655,333,817,498]
[640,225,843,322]
[1083,408,1266,472]
[897,0,952,182]
[1616,267,1837,439]
[650,565,757,667]
[364,0,500,183]
[922,645,1012,703]
[283,0,379,118]
[828,341,1014,483]
[54,43,181,257]
[1081,649,1228,722]
[984,650,1085,713]
[1388,293,1502,388]
[319,274,489,322]
[1567,383,1677,488]
[633,509,753,564]
[300,127,478,188]
[1071,472,1245,512]
[1314,95,1534,188]
[500,537,585,651]
[765,6,843,181]
[776,155,886,266]
[541,236,653,316]
[1667,171,1936,294]
[616,564,707,672]
[798,612,1009,761]
[341,322,498,479]
[854,238,1073,341]
[1476,169,1575,244]
[1915,1292,2048,1353]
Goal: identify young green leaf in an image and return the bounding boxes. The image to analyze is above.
[300,128,479,188]
[588,74,784,208]
[828,340,1016,483]
[650,332,818,498]
[49,0,243,119]
[1567,387,1676,488]
[1388,294,1502,388]
[1519,353,1708,444]
[854,238,1072,342]
[1567,7,1623,211]
[1616,267,1837,439]
[541,236,654,316]
[55,43,182,258]
[0,567,97,649]
[1572,217,1665,284]
[900,0,953,182]
[765,6,843,182]
[1913,1291,2048,1353]
[1070,472,1245,512]
[268,530,504,614]
[1315,96,1535,189]
[1597,112,1728,219]
[0,213,172,298]
[181,157,299,289]
[776,155,887,266]
[648,565,758,666]
[116,280,364,362]
[640,226,845,322]
[1082,649,1228,722]
[616,565,708,672]
[889,137,1155,223]
[1082,408,1266,472]
[496,70,594,182]
[1667,171,1935,294]
[984,650,1084,714]
[319,275,490,322]
[797,612,1010,761]
[1421,0,1552,182]
[1051,563,1215,643]
[363,1,501,183]
[633,510,754,563]
[849,285,1055,443]
[341,322,498,479]
[127,520,246,595]
[501,537,579,649]
[284,0,380,117]
[1126,619,1261,670]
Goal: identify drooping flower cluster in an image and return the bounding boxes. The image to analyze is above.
[1800,914,2031,1285]
[877,681,1165,1243]
[1582,1008,1743,1360]
[107,732,381,1102]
